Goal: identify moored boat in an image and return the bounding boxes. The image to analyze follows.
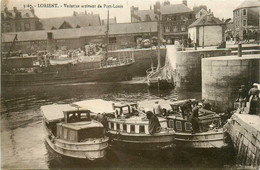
[41,104,109,161]
[139,99,228,149]
[72,99,175,151]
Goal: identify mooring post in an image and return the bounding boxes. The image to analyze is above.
[238,43,242,57]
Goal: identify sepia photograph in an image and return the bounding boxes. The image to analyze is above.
[1,0,260,169]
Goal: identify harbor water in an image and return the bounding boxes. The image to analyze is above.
[1,80,235,169]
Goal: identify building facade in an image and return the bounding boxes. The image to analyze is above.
[188,14,225,47]
[1,7,42,33]
[233,0,260,39]
[130,0,196,43]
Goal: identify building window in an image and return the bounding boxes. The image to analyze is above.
[243,19,247,27]
[109,37,116,43]
[16,23,21,31]
[173,26,178,32]
[5,23,12,32]
[24,23,30,31]
[242,9,247,16]
[181,25,186,32]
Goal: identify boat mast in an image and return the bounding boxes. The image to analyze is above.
[105,7,110,60]
[155,4,161,71]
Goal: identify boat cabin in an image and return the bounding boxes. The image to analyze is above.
[56,110,105,142]
[167,101,221,133]
[108,103,168,134]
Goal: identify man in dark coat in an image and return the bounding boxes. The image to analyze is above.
[236,85,248,113]
[189,104,201,133]
[146,111,161,135]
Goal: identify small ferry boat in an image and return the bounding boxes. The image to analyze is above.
[41,104,109,161]
[107,103,175,151]
[139,99,228,149]
[72,99,175,151]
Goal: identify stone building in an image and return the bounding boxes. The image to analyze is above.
[193,7,209,19]
[2,22,157,53]
[233,0,260,40]
[188,13,225,47]
[130,0,196,43]
[1,7,43,32]
[101,17,117,25]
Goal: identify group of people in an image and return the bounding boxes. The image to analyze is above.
[236,83,259,115]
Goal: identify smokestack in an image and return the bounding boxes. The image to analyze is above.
[13,7,18,13]
[182,0,187,6]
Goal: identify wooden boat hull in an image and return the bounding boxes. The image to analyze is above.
[2,62,133,86]
[174,129,227,149]
[107,131,175,151]
[43,123,109,161]
[148,79,174,90]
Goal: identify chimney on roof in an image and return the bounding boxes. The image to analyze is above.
[209,9,211,13]
[4,6,8,13]
[85,10,87,14]
[182,0,187,6]
[73,11,77,16]
[91,11,93,15]
[30,6,35,14]
[13,7,18,13]
[150,5,152,10]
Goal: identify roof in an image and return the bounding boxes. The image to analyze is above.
[41,104,77,122]
[234,0,260,11]
[132,4,192,22]
[160,4,193,15]
[189,14,224,28]
[2,22,157,42]
[40,14,101,30]
[61,120,103,130]
[73,99,115,113]
[101,18,117,25]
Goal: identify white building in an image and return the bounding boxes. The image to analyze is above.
[188,14,225,47]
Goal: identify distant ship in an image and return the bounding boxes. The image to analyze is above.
[1,52,134,86]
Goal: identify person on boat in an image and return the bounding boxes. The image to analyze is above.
[236,85,247,113]
[146,111,161,135]
[96,113,108,131]
[201,99,212,111]
[153,101,163,116]
[180,100,192,119]
[189,104,202,133]
[69,113,77,123]
[248,83,259,115]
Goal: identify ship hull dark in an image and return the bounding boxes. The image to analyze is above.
[2,63,133,86]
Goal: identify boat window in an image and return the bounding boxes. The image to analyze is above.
[78,127,104,142]
[116,123,120,130]
[168,120,174,128]
[123,124,127,131]
[185,122,192,132]
[176,121,182,131]
[140,125,145,133]
[130,125,135,133]
[110,122,114,129]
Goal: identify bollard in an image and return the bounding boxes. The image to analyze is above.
[238,43,242,57]
[195,43,197,50]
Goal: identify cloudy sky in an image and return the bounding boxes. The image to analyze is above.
[2,0,244,22]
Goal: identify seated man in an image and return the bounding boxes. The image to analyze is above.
[146,111,161,135]
[69,113,77,123]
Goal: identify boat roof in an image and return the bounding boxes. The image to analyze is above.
[73,99,115,113]
[41,104,77,123]
[138,99,174,111]
[61,120,103,130]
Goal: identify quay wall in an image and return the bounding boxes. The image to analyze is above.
[164,48,232,90]
[224,113,260,167]
[108,48,166,76]
[202,55,260,112]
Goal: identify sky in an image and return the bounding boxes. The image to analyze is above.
[2,0,245,22]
